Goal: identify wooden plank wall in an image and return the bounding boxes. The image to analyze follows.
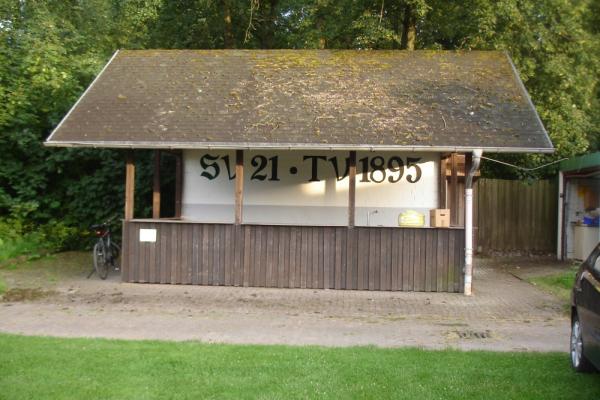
[475,179,557,253]
[122,222,465,292]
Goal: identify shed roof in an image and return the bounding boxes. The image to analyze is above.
[560,152,600,172]
[45,49,553,153]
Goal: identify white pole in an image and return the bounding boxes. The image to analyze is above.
[464,188,474,296]
[557,171,564,260]
[464,149,481,296]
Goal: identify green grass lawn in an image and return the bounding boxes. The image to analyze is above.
[0,334,598,399]
[528,266,578,310]
[0,235,47,266]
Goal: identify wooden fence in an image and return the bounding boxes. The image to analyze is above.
[475,179,557,253]
[123,221,465,292]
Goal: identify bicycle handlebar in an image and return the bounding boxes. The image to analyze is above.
[89,215,119,231]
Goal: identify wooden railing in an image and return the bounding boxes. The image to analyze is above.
[122,221,465,292]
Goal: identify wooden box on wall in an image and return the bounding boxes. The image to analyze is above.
[430,209,450,228]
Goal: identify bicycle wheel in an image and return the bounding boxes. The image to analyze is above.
[109,242,121,270]
[93,241,109,280]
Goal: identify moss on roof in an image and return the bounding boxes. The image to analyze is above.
[46,50,552,151]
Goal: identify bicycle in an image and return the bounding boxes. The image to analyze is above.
[88,218,121,280]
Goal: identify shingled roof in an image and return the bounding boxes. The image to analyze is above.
[45,50,553,153]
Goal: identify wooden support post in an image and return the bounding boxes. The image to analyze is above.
[439,154,448,209]
[152,150,161,219]
[348,151,356,228]
[235,150,244,225]
[175,151,183,219]
[450,153,458,226]
[125,151,135,221]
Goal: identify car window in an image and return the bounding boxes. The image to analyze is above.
[590,243,600,277]
[587,243,600,278]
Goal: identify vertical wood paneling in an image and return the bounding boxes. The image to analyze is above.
[368,229,377,291]
[334,228,343,289]
[425,229,435,292]
[127,221,135,283]
[254,226,262,286]
[346,228,356,290]
[358,229,369,290]
[295,227,302,288]
[402,229,411,291]
[207,224,215,285]
[278,227,287,288]
[318,228,325,289]
[235,225,244,286]
[300,227,308,289]
[312,228,319,288]
[201,224,209,285]
[447,228,456,292]
[476,179,557,254]
[180,224,190,284]
[323,228,332,289]
[391,229,400,291]
[169,223,178,284]
[123,222,465,292]
[260,226,268,287]
[289,227,298,288]
[380,229,391,291]
[138,225,147,283]
[160,224,169,284]
[437,229,448,292]
[219,224,226,284]
[457,234,465,292]
[224,225,232,286]
[266,226,275,287]
[120,221,129,282]
[243,226,251,286]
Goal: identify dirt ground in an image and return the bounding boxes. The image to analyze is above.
[0,252,572,352]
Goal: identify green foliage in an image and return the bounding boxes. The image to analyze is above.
[0,215,81,263]
[0,235,45,264]
[1,334,600,399]
[0,200,81,262]
[0,0,598,232]
[422,0,600,177]
[0,0,157,234]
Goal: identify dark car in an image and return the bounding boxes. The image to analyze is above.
[571,242,600,372]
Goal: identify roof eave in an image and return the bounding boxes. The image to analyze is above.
[504,51,554,151]
[43,140,555,154]
[45,49,121,144]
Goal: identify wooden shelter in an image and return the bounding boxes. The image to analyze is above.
[45,50,553,294]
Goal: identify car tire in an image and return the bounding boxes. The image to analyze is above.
[570,314,596,372]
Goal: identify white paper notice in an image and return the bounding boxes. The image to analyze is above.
[139,229,157,242]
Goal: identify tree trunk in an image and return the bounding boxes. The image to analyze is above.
[261,0,279,49]
[400,4,416,50]
[392,3,401,49]
[316,16,326,49]
[223,0,235,48]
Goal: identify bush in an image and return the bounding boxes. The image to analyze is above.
[0,208,83,263]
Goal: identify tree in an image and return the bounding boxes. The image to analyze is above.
[0,0,597,230]
[421,0,600,177]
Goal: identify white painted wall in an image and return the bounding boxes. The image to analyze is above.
[563,177,600,259]
[182,149,439,227]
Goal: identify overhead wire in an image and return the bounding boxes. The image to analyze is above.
[480,156,567,171]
